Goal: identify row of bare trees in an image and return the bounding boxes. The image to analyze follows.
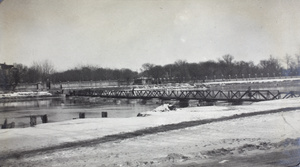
[2,54,300,90]
[283,54,300,75]
[139,55,296,82]
[0,60,55,90]
[51,66,138,84]
[13,60,55,84]
[6,60,138,85]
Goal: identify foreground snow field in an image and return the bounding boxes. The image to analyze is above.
[1,98,300,166]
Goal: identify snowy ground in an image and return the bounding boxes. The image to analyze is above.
[204,76,300,85]
[1,98,300,166]
[0,91,52,99]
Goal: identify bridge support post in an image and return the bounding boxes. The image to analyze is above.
[79,113,85,119]
[198,100,205,106]
[141,99,148,104]
[30,116,37,127]
[102,112,108,118]
[231,100,243,105]
[179,99,189,107]
[1,119,15,129]
[41,114,48,123]
[113,99,121,105]
[1,119,8,129]
[198,100,215,106]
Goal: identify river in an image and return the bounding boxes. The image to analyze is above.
[0,96,160,128]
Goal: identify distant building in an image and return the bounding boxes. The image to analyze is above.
[0,63,14,70]
[134,77,153,85]
[0,63,15,90]
[0,63,14,77]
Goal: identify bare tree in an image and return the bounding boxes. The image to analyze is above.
[295,54,300,69]
[174,59,190,81]
[141,63,154,71]
[259,55,282,74]
[41,60,54,80]
[30,60,55,82]
[284,54,293,70]
[222,54,234,65]
[140,63,155,77]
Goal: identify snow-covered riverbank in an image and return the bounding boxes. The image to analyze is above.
[1,98,300,166]
[0,91,52,99]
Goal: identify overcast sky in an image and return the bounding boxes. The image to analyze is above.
[1,0,300,71]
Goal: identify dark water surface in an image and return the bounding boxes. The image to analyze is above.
[0,97,160,128]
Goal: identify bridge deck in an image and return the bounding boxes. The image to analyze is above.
[68,89,284,102]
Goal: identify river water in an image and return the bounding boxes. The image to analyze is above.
[0,97,160,128]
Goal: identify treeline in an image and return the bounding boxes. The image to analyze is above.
[140,55,299,82]
[1,54,300,90]
[13,60,54,83]
[12,63,137,84]
[51,67,138,83]
[1,60,138,90]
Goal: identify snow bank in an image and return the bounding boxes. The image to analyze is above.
[0,98,299,154]
[204,77,300,85]
[0,91,52,98]
[153,104,175,112]
[137,103,176,116]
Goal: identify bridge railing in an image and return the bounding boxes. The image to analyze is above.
[70,89,282,102]
[281,91,300,99]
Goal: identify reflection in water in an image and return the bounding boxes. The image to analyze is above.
[0,100,52,108]
[0,97,159,128]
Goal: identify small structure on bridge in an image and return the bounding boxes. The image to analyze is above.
[133,77,153,85]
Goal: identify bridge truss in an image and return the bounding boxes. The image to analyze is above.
[68,89,284,102]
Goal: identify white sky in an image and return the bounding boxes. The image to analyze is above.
[1,0,300,71]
